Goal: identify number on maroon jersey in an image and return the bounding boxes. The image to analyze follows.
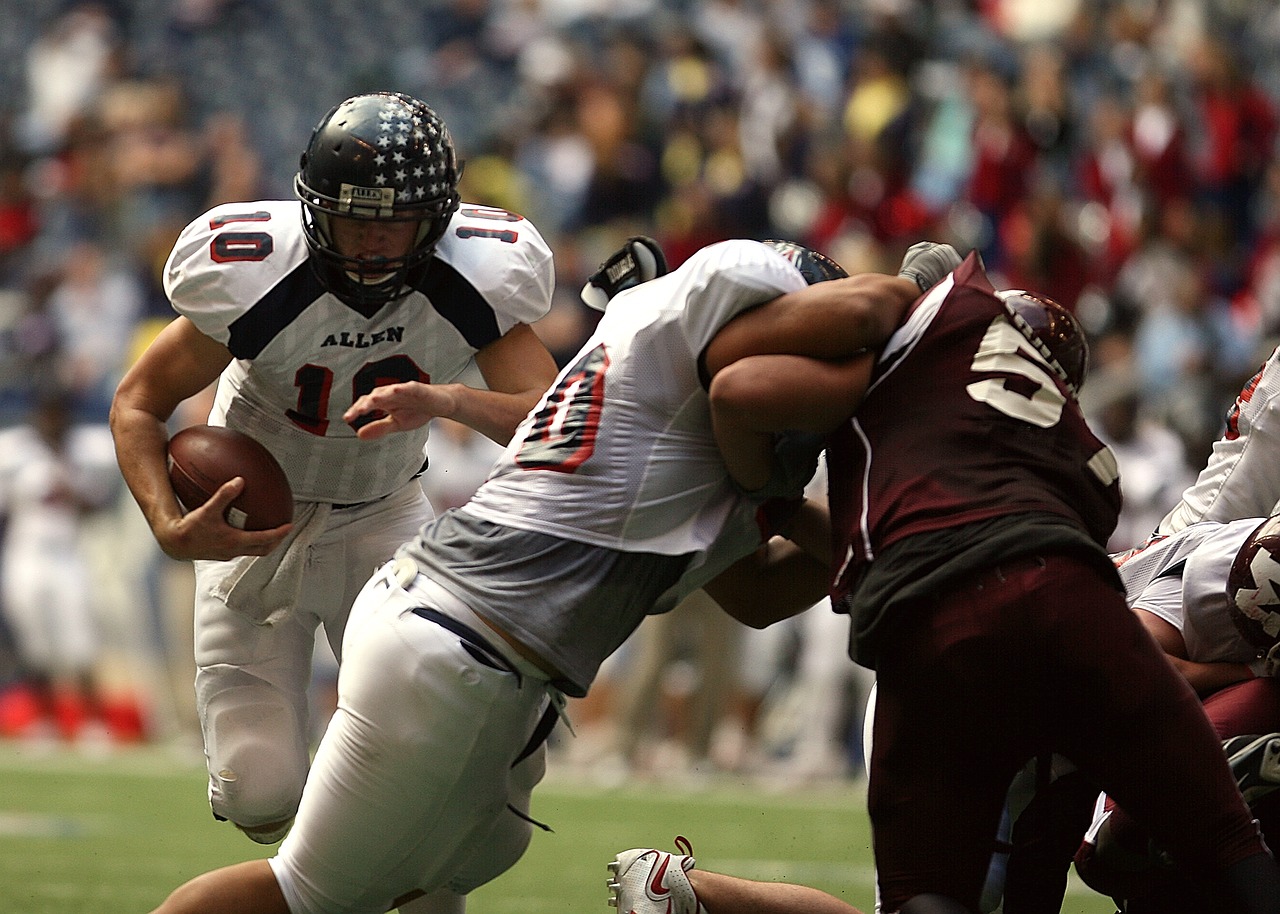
[966,316,1069,427]
[515,345,608,471]
[965,315,1119,487]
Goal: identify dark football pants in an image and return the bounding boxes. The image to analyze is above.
[1090,675,1280,912]
[868,553,1269,913]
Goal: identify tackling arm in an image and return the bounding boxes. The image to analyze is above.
[700,273,920,378]
[701,270,919,493]
[1166,656,1260,697]
[704,535,832,629]
[709,353,873,492]
[705,489,833,628]
[700,240,956,379]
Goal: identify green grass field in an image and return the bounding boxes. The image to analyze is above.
[0,742,1117,914]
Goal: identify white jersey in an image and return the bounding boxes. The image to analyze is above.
[402,239,814,691]
[1160,346,1280,533]
[0,423,118,555]
[465,238,807,554]
[0,422,118,670]
[268,240,818,913]
[164,200,553,504]
[1116,516,1266,663]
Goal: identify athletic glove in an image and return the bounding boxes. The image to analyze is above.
[897,241,962,293]
[580,236,668,311]
[751,430,825,501]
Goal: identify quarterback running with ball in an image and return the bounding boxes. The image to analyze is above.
[111,91,559,848]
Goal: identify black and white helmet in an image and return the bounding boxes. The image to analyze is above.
[762,240,848,285]
[1228,516,1280,650]
[295,91,462,308]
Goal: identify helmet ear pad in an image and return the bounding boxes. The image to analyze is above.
[1228,516,1280,650]
[294,91,462,309]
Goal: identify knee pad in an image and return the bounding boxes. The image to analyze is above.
[203,682,310,830]
[898,894,975,914]
[448,808,533,894]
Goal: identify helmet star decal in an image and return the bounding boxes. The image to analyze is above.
[366,98,450,205]
[294,91,462,310]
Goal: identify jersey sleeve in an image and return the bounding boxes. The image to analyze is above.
[1127,574,1186,631]
[675,239,808,357]
[439,206,555,335]
[163,200,309,346]
[1160,345,1280,531]
[164,211,235,344]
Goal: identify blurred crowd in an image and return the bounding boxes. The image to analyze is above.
[2,0,1280,779]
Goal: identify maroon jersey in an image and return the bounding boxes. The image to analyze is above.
[829,253,1122,601]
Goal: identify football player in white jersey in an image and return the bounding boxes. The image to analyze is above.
[0,391,120,742]
[110,91,559,846]
[1074,517,1280,912]
[1112,519,1280,688]
[1159,347,1280,534]
[141,238,936,914]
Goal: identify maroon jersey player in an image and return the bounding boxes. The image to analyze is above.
[823,252,1280,914]
[693,250,1280,914]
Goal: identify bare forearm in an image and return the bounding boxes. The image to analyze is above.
[783,498,831,565]
[112,395,289,561]
[347,380,545,445]
[349,323,556,446]
[1170,656,1256,696]
[690,869,866,914]
[702,274,918,376]
[443,382,545,445]
[110,402,186,532]
[705,538,831,629]
[710,354,868,491]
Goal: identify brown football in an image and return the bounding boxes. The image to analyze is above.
[167,426,294,530]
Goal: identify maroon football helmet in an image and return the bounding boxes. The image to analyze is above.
[997,290,1089,397]
[1227,516,1280,650]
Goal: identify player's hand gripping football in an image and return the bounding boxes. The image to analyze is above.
[160,477,292,561]
[897,241,962,292]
